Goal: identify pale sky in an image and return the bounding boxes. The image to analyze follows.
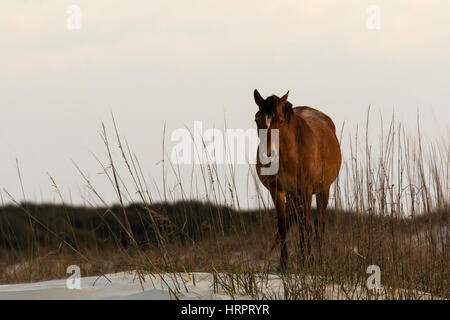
[1,1,449,206]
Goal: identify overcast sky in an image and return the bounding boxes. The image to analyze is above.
[1,1,449,206]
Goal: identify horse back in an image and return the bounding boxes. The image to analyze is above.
[293,106,337,133]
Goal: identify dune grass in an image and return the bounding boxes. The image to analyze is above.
[0,111,448,299]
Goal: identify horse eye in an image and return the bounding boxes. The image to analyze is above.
[279,119,284,124]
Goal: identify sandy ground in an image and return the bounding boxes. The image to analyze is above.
[0,272,233,300]
[0,271,439,300]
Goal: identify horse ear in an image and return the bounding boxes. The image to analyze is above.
[276,91,289,116]
[253,89,264,109]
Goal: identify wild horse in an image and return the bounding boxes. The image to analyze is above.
[254,89,341,269]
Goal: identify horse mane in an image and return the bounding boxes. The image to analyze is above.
[261,95,294,121]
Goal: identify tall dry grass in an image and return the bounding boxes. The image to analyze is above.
[0,110,448,299]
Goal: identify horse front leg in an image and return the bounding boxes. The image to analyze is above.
[270,188,288,270]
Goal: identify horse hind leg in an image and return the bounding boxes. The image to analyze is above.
[285,193,306,266]
[315,189,329,256]
[293,189,313,261]
[286,193,301,227]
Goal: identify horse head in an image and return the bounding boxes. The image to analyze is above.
[253,89,293,164]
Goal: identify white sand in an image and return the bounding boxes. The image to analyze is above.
[0,272,231,300]
[0,271,438,300]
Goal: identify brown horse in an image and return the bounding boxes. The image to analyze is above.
[254,89,341,269]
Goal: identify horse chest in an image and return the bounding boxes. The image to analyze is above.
[276,162,302,190]
[277,151,317,191]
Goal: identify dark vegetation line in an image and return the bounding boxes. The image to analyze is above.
[0,201,263,256]
[1,201,446,257]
